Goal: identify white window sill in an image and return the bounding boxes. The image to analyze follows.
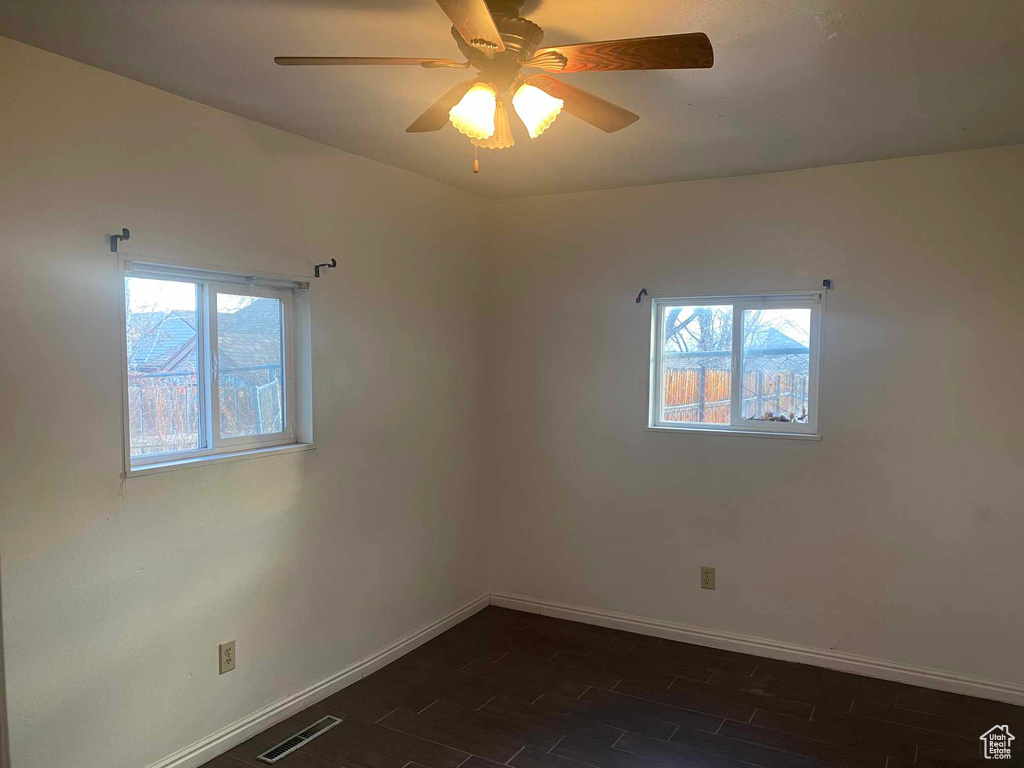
[125,442,316,477]
[646,426,821,441]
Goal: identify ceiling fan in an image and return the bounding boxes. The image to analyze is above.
[275,0,714,172]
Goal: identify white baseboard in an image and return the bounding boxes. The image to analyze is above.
[491,592,1024,707]
[148,594,490,768]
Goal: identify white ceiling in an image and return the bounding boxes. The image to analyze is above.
[2,0,1022,199]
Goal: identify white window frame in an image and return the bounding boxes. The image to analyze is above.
[207,282,296,453]
[120,257,313,475]
[648,290,823,438]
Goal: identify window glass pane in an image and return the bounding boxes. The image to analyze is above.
[741,307,812,424]
[125,277,201,456]
[217,294,284,439]
[661,305,732,424]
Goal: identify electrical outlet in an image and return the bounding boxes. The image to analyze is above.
[219,640,236,674]
[700,566,716,590]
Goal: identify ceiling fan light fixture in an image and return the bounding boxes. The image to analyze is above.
[449,83,497,140]
[473,100,515,150]
[512,83,563,139]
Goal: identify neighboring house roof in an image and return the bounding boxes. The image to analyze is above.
[665,326,809,371]
[217,299,282,371]
[126,310,198,372]
[747,326,808,351]
[127,300,281,374]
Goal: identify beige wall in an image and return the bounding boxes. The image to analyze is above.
[0,38,489,768]
[486,145,1024,688]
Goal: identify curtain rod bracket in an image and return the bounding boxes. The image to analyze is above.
[315,258,337,278]
[635,288,648,304]
[110,228,130,253]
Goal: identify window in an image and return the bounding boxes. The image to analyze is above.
[649,292,822,436]
[121,260,312,473]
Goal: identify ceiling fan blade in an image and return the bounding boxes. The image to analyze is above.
[407,79,479,133]
[433,0,504,53]
[527,33,713,73]
[274,56,468,68]
[526,74,639,133]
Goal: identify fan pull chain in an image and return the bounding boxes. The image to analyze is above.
[473,145,480,174]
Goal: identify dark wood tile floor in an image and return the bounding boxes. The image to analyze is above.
[203,607,1022,768]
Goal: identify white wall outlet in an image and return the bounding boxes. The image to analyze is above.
[219,640,236,674]
[700,566,716,590]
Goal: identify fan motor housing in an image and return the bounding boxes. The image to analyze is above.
[454,13,544,90]
[485,0,527,16]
